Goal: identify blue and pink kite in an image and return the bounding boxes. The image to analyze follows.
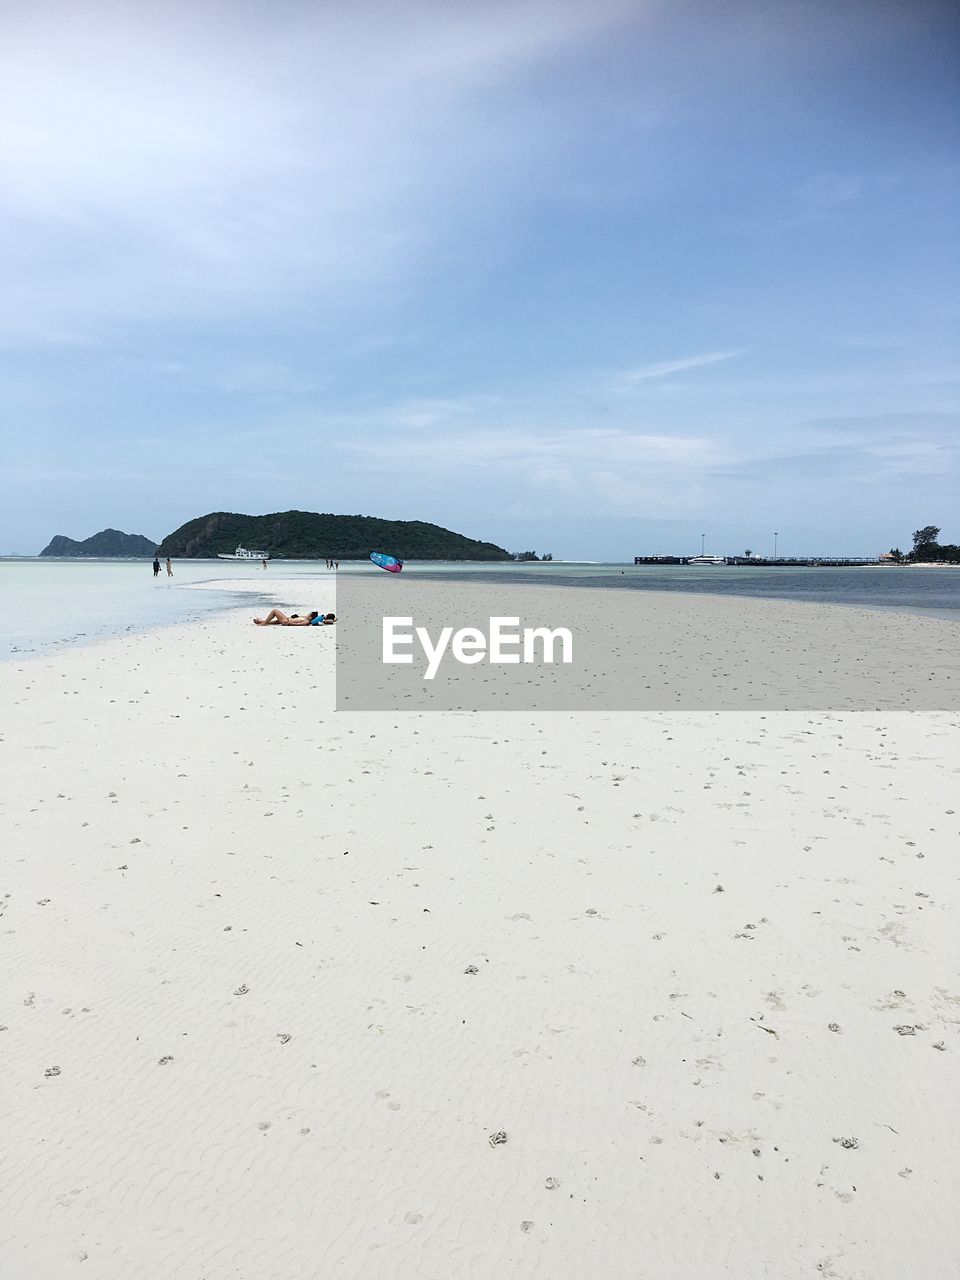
[370,552,403,573]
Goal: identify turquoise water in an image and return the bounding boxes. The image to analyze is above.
[0,558,335,661]
[2,557,958,662]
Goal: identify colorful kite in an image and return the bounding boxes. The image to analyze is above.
[370,551,403,573]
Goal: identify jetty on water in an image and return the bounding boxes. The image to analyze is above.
[633,555,883,567]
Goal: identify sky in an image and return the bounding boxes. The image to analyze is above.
[1,0,957,559]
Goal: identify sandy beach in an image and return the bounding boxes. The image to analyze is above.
[1,588,957,1279]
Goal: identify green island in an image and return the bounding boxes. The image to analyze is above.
[39,529,158,557]
[156,510,511,561]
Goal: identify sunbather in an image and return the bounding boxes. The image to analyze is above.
[253,609,335,626]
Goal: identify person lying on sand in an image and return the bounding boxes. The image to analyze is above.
[253,609,336,626]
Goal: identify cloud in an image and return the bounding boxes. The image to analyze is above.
[339,421,729,516]
[617,349,746,385]
[798,410,959,438]
[348,424,722,467]
[0,0,636,341]
[205,363,321,396]
[378,398,500,431]
[708,435,957,486]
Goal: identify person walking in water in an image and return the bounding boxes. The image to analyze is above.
[166,557,173,577]
[153,556,161,578]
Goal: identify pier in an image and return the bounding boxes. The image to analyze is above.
[634,556,882,567]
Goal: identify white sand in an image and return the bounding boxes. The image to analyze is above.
[1,592,958,1280]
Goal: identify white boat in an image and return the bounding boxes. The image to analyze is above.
[687,554,726,565]
[217,545,270,560]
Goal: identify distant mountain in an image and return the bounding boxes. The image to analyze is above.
[39,528,158,558]
[157,510,511,561]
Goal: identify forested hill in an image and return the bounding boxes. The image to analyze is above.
[40,528,157,557]
[156,511,511,560]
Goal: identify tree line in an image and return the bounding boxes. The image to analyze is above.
[887,526,960,563]
[156,510,512,560]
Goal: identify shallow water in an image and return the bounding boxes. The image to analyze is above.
[0,558,333,661]
[415,560,960,616]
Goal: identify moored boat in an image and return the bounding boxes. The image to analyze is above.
[217,545,269,560]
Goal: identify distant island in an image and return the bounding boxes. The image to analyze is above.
[156,510,512,560]
[40,528,158,558]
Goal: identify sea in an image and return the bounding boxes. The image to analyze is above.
[2,557,959,663]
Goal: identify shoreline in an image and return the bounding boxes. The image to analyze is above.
[4,574,959,670]
[3,561,959,668]
[0,576,305,666]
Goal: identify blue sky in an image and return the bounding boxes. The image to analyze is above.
[1,0,957,558]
